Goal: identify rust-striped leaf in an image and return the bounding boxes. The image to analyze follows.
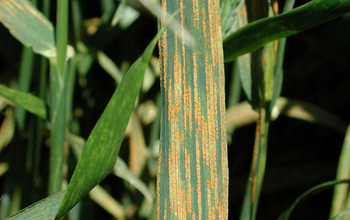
[157,0,229,219]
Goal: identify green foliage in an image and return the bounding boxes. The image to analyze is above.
[5,191,65,220]
[0,0,349,219]
[56,23,164,217]
[223,0,350,62]
[0,85,46,119]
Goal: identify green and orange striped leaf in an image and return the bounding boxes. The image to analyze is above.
[157,0,228,218]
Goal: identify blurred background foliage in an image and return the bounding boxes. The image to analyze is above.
[0,0,349,219]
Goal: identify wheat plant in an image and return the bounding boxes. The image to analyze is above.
[0,0,349,219]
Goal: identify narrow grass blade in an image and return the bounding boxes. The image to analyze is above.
[223,0,350,62]
[157,0,228,218]
[279,179,350,220]
[16,47,35,130]
[0,0,55,58]
[56,21,168,217]
[0,85,47,119]
[330,125,350,218]
[56,0,68,75]
[4,191,65,220]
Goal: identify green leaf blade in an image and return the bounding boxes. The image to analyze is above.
[56,24,165,218]
[0,85,47,119]
[55,0,68,75]
[5,191,65,220]
[223,0,350,62]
